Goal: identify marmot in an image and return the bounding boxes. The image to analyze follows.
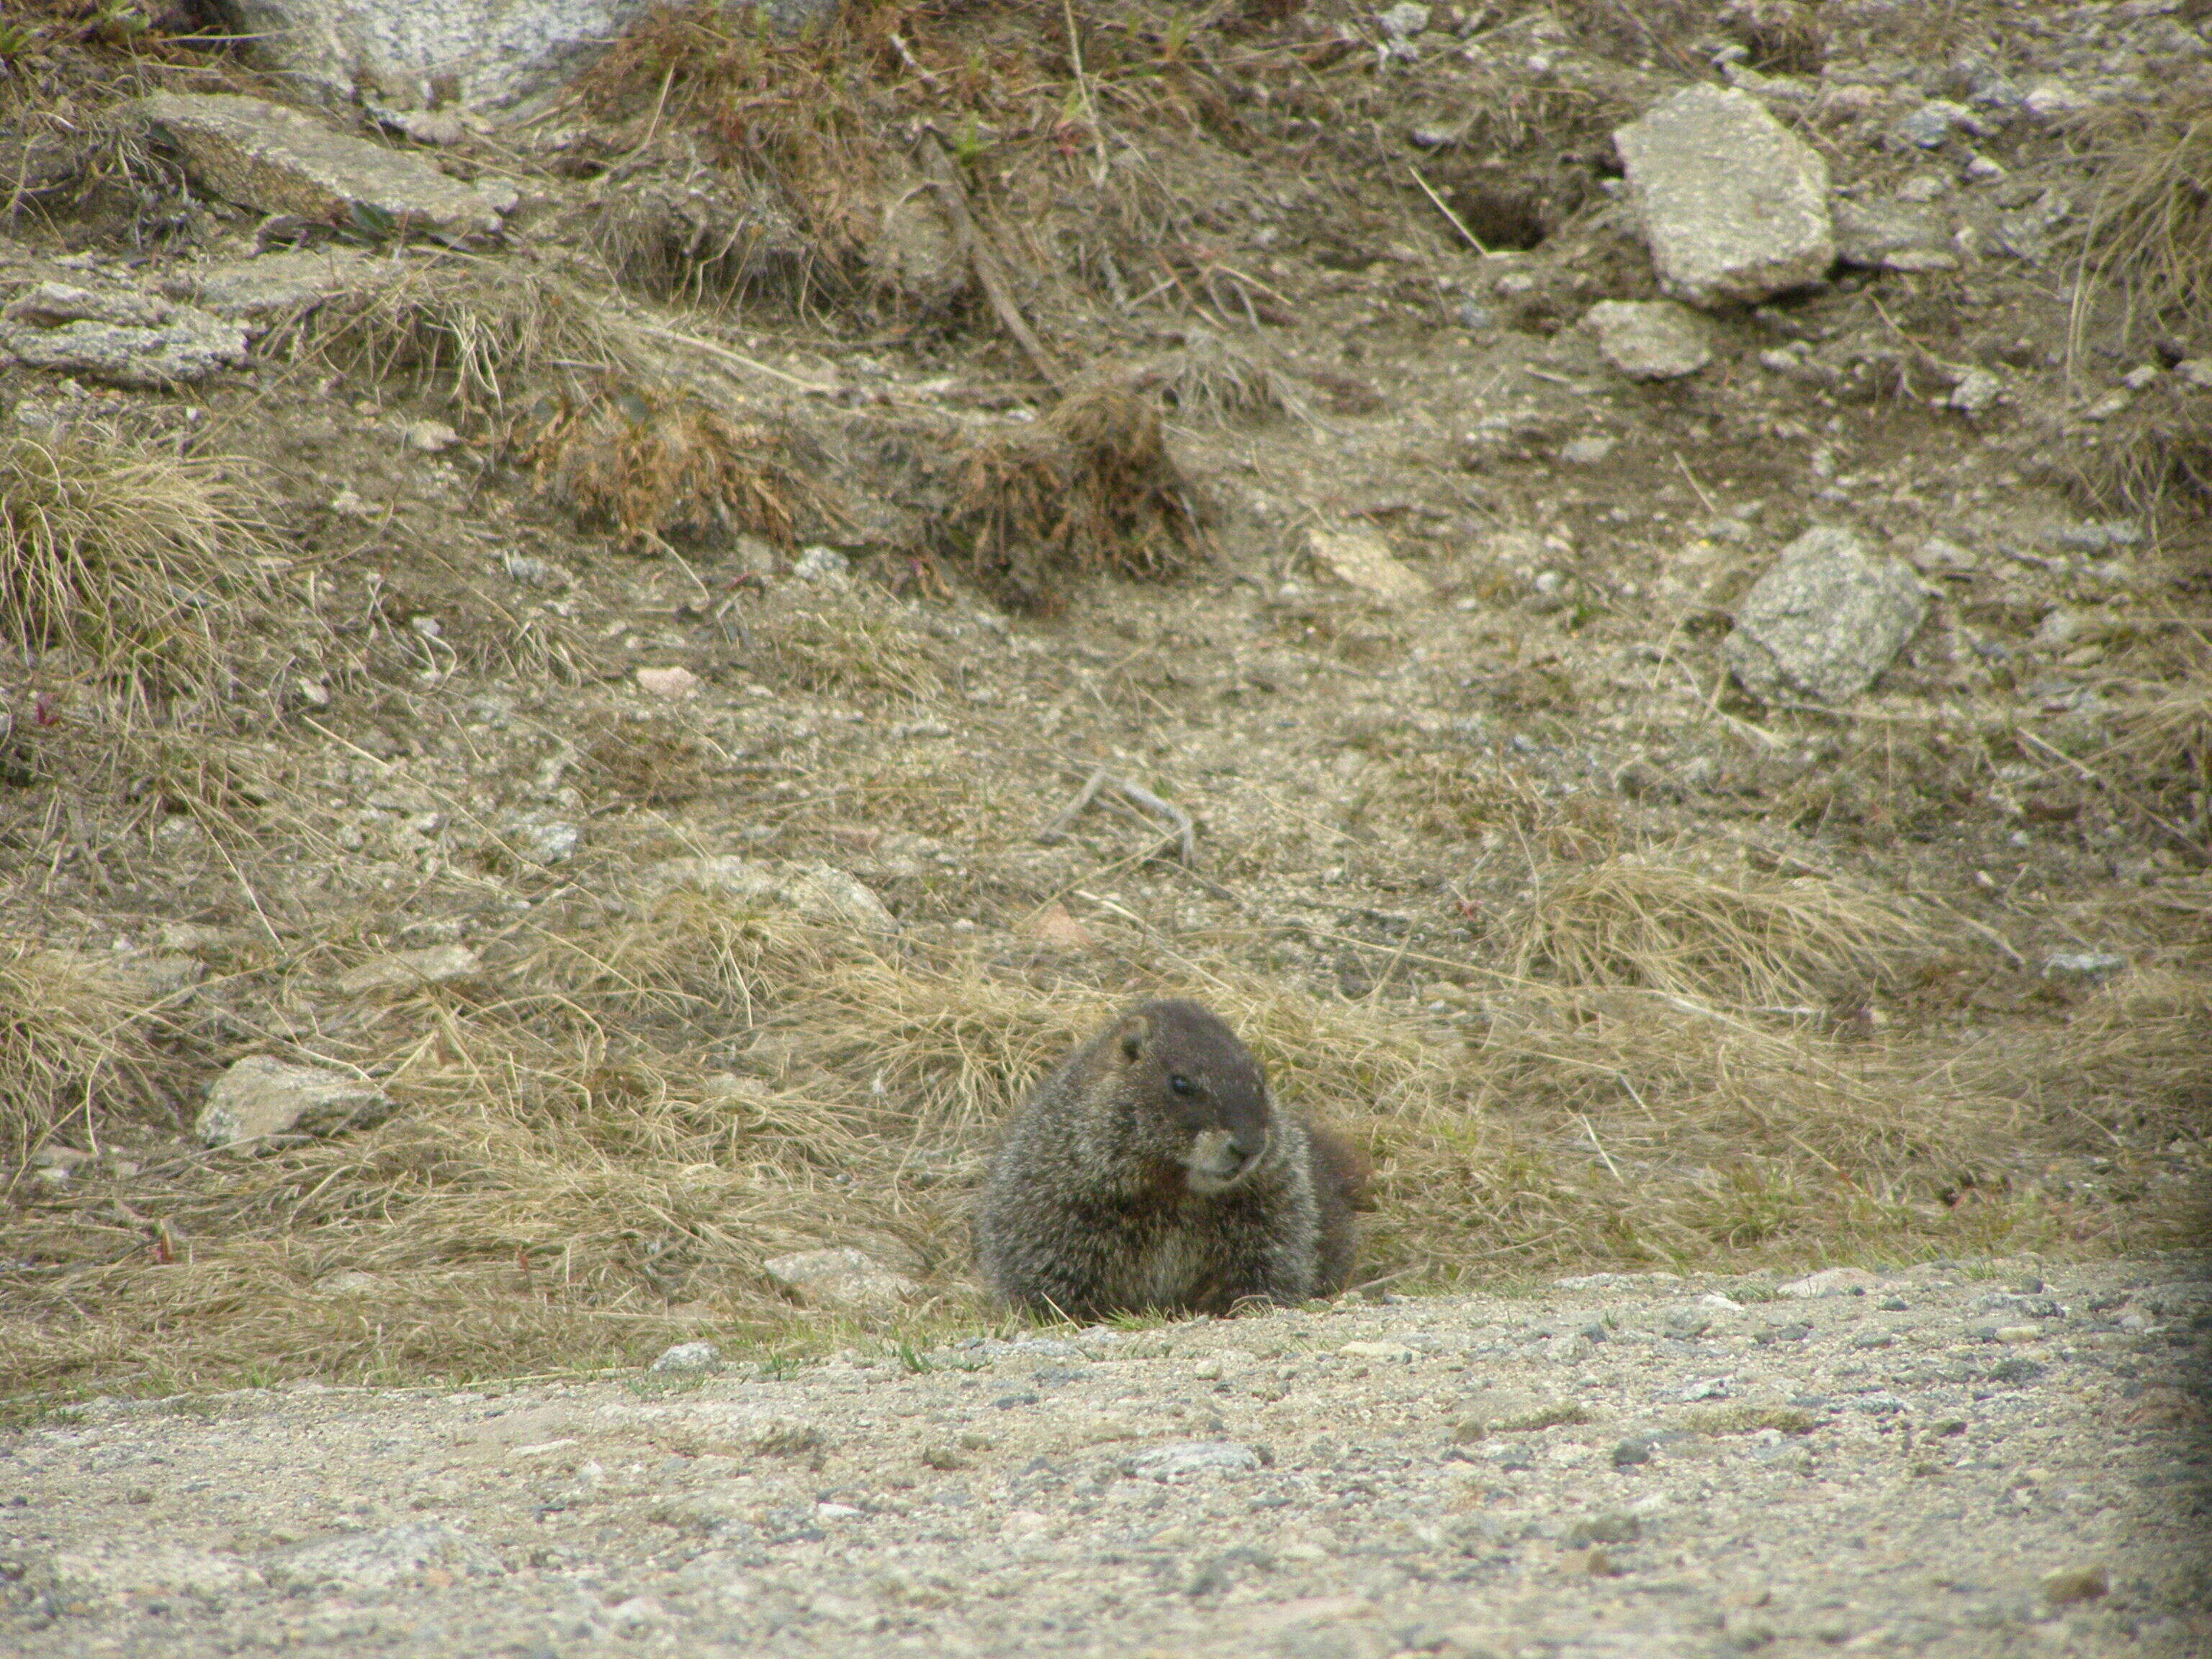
[977,998,1371,1321]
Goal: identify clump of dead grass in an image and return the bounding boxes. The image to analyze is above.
[0,941,158,1161]
[526,382,830,552]
[935,378,1205,609]
[758,603,943,702]
[0,430,274,703]
[1504,850,1927,1007]
[2077,77,2212,348]
[1146,331,1289,425]
[300,258,641,416]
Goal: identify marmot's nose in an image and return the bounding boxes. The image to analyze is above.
[1229,1128,1268,1163]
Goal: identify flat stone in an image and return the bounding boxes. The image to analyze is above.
[1307,527,1431,605]
[143,91,510,240]
[168,247,379,320]
[762,1246,919,1313]
[220,0,662,114]
[1583,299,1712,379]
[1614,84,1835,307]
[262,1523,503,1592]
[0,282,247,388]
[1121,1441,1263,1482]
[649,856,900,937]
[333,943,482,996]
[1725,527,1928,704]
[196,1054,397,1147]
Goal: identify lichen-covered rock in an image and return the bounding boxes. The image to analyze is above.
[1725,528,1928,703]
[1583,300,1712,380]
[142,91,512,240]
[1614,84,1835,307]
[763,1246,920,1313]
[196,1055,397,1147]
[0,282,248,387]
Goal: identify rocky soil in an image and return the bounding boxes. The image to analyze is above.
[6,1255,2208,1658]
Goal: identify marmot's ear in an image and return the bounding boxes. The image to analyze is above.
[1115,1014,1151,1064]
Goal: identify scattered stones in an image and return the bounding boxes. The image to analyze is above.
[762,1246,920,1313]
[649,1341,724,1375]
[1724,527,1928,704]
[1583,300,1712,379]
[0,282,247,388]
[1832,201,1956,271]
[195,1055,397,1148]
[262,1523,503,1592]
[142,91,512,242]
[1307,527,1433,605]
[495,814,582,865]
[648,856,900,937]
[1121,1441,1263,1482]
[219,0,660,111]
[1614,84,1835,307]
[333,943,482,997]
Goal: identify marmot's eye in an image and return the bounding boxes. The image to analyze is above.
[1169,1074,1194,1097]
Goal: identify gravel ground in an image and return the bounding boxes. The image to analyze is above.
[5,1255,2208,1658]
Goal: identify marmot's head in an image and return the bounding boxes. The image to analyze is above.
[1101,999,1272,1195]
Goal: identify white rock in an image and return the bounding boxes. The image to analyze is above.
[196,1055,397,1147]
[1614,84,1835,307]
[1307,527,1431,605]
[496,814,580,864]
[1583,299,1712,379]
[762,1246,919,1313]
[1947,368,2004,415]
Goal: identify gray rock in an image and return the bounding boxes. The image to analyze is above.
[1122,1441,1263,1482]
[220,0,658,113]
[263,1522,503,1591]
[1832,201,1951,270]
[169,247,379,320]
[762,1246,919,1313]
[1377,2,1431,38]
[1725,527,1928,704]
[36,1544,264,1604]
[1557,436,1618,465]
[1583,299,1712,379]
[0,282,248,388]
[1614,84,1835,307]
[333,943,481,996]
[196,1055,397,1147]
[649,1341,724,1374]
[142,91,510,240]
[650,856,899,937]
[1893,99,1982,148]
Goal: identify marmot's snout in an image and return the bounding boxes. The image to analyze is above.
[1184,1124,1270,1193]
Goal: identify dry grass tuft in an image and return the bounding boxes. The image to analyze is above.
[759,603,944,703]
[526,382,828,552]
[2077,79,2212,347]
[0,942,156,1161]
[0,430,274,703]
[1504,850,1927,1007]
[937,378,1205,609]
[299,258,641,416]
[1147,331,1288,425]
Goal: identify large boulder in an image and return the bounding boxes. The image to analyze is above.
[1614,84,1835,307]
[0,283,247,388]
